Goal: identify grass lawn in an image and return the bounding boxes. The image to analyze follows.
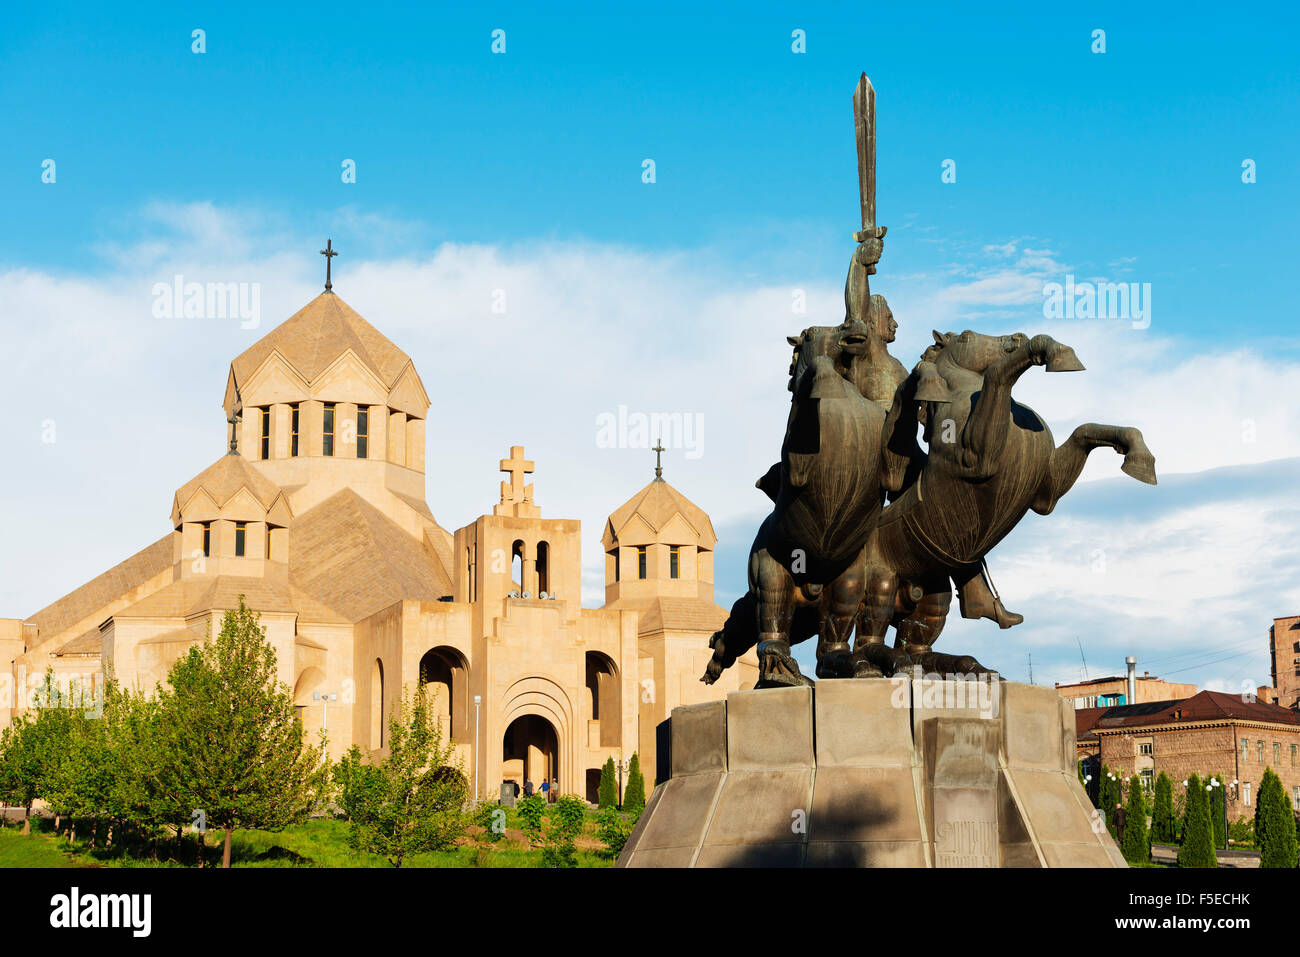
[0,809,619,869]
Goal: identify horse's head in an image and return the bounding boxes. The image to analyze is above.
[786,320,872,393]
[928,330,1029,374]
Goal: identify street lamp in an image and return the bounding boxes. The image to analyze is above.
[616,755,629,808]
[312,691,338,734]
[473,695,482,801]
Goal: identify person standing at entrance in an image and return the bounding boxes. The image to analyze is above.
[524,779,533,798]
[549,778,559,803]
[540,779,550,802]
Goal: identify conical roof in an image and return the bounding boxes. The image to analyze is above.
[230,292,413,388]
[603,478,716,548]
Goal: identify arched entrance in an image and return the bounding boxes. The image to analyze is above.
[419,646,470,744]
[502,714,559,793]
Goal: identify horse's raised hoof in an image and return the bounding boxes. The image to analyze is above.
[1121,451,1158,486]
[1045,345,1085,373]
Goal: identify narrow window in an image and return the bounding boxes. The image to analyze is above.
[1292,743,1296,767]
[1274,741,1281,765]
[235,521,246,557]
[290,403,300,457]
[612,549,620,582]
[1241,738,1249,761]
[260,407,270,459]
[323,402,335,456]
[266,525,272,560]
[1243,782,1252,806]
[637,546,647,580]
[670,545,679,579]
[201,522,211,558]
[357,407,369,459]
[1294,786,1300,812]
[1258,741,1265,764]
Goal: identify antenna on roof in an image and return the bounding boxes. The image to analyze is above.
[1076,635,1090,681]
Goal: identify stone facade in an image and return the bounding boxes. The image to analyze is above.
[1083,691,1300,822]
[0,290,757,802]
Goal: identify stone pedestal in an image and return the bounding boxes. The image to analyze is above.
[617,678,1125,868]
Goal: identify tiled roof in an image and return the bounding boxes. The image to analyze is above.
[115,569,348,625]
[174,453,283,512]
[605,479,716,546]
[26,535,173,641]
[288,489,453,621]
[230,292,412,388]
[609,596,728,636]
[1090,691,1300,732]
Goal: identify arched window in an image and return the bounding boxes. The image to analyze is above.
[585,651,621,747]
[371,658,385,749]
[323,403,336,456]
[511,539,524,592]
[537,541,549,595]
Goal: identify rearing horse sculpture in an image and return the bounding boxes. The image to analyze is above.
[848,330,1158,677]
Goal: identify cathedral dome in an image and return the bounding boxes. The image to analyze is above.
[230,291,414,391]
[171,453,292,528]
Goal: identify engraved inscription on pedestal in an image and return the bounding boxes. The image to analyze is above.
[934,817,998,867]
[928,718,1001,868]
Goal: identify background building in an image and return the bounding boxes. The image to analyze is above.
[1079,691,1300,819]
[1271,615,1300,709]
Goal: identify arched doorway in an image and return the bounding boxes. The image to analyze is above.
[502,714,559,793]
[419,646,470,743]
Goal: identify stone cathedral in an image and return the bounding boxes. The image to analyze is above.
[0,284,757,801]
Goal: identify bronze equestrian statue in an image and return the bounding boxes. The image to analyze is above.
[700,71,1158,688]
[702,325,1158,687]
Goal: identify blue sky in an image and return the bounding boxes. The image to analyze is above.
[2,2,1299,693]
[4,1,1298,343]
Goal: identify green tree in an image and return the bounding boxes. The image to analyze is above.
[0,715,42,834]
[156,597,329,867]
[101,684,173,855]
[624,752,646,812]
[1120,775,1150,864]
[332,746,382,823]
[344,682,468,868]
[542,794,587,867]
[598,756,617,809]
[1255,768,1299,868]
[1177,773,1216,868]
[1151,772,1176,844]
